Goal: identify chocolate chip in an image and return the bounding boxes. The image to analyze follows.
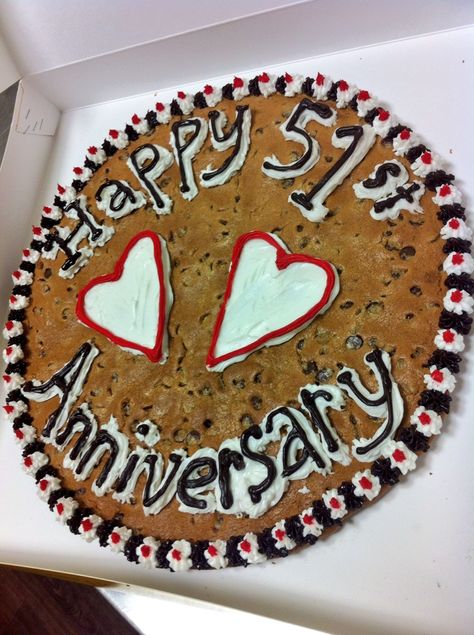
[44,268,52,279]
[240,414,254,428]
[366,301,384,314]
[253,372,262,384]
[203,419,212,429]
[391,268,407,279]
[173,429,186,442]
[251,396,262,410]
[410,286,422,296]
[186,430,201,445]
[346,335,363,350]
[296,339,305,351]
[299,237,309,249]
[232,378,246,389]
[302,360,318,375]
[296,224,304,233]
[339,300,354,310]
[121,399,131,417]
[405,313,414,320]
[399,246,416,260]
[317,368,333,382]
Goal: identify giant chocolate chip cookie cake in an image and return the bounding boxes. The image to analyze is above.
[3,71,473,571]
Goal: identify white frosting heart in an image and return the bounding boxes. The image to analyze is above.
[79,233,173,362]
[208,233,339,371]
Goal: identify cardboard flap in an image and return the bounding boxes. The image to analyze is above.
[14,79,60,136]
[23,0,474,110]
[0,33,20,93]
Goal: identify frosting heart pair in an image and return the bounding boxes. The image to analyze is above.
[76,230,339,368]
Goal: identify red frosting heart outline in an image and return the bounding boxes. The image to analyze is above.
[76,230,168,363]
[207,231,337,369]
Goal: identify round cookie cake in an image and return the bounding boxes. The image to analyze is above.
[3,71,473,571]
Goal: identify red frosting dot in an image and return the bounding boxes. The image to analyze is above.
[240,539,252,553]
[450,289,463,303]
[81,519,93,532]
[431,369,444,383]
[338,79,349,91]
[4,404,14,414]
[274,528,286,542]
[359,476,373,490]
[302,513,314,525]
[9,295,16,303]
[15,428,24,440]
[109,129,119,139]
[399,129,411,140]
[233,76,244,89]
[23,249,31,258]
[358,90,370,101]
[442,330,455,343]
[131,114,140,125]
[155,102,165,112]
[421,151,432,165]
[3,374,11,383]
[88,146,97,155]
[392,449,406,463]
[377,108,390,121]
[177,91,186,100]
[259,72,270,83]
[452,253,464,266]
[57,184,66,195]
[39,479,48,491]
[73,167,83,175]
[207,545,218,558]
[315,72,325,86]
[439,184,452,197]
[110,531,121,544]
[6,346,12,355]
[284,72,293,83]
[32,226,42,236]
[56,503,64,515]
[448,218,460,230]
[203,84,213,95]
[171,549,182,561]
[140,545,151,558]
[12,271,20,279]
[24,456,33,468]
[418,411,432,425]
[329,497,341,509]
[5,321,13,330]
[43,206,52,214]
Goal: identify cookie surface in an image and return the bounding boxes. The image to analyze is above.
[3,71,472,571]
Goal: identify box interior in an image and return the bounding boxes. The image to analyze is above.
[0,8,473,635]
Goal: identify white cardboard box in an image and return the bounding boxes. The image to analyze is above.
[1,3,473,634]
